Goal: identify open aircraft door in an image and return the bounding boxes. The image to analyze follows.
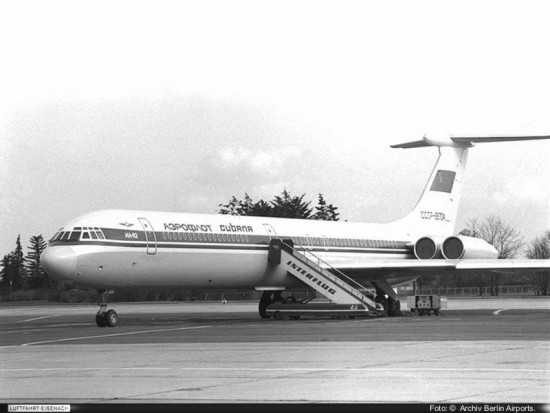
[263,223,278,240]
[138,217,157,255]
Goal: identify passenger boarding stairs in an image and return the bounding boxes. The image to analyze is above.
[268,239,380,312]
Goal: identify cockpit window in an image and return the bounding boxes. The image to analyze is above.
[69,230,81,242]
[50,228,63,242]
[61,232,71,241]
[80,227,90,239]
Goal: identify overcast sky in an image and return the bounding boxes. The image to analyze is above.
[1,0,549,256]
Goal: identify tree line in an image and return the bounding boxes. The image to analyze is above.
[0,189,548,301]
[0,235,55,293]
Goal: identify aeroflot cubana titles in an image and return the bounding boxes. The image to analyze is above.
[41,135,550,327]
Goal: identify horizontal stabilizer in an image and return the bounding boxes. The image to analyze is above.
[452,135,550,144]
[392,134,550,149]
[390,140,430,149]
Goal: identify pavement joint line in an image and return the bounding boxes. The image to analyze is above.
[17,315,62,323]
[1,367,548,373]
[19,325,211,346]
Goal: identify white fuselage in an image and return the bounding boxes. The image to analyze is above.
[41,209,417,290]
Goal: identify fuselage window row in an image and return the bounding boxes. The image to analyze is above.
[293,237,399,249]
[160,232,250,244]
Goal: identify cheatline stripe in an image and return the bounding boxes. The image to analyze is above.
[47,240,411,255]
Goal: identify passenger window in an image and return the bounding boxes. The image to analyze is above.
[231,234,236,242]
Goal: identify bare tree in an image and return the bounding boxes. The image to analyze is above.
[460,216,525,295]
[525,231,550,295]
[480,216,524,259]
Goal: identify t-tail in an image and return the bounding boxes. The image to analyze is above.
[388,134,550,240]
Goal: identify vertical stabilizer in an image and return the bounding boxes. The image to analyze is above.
[391,143,468,237]
[389,134,549,239]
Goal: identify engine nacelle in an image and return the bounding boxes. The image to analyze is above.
[413,236,445,260]
[441,235,498,260]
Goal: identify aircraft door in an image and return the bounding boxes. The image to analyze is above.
[138,217,157,255]
[263,223,278,239]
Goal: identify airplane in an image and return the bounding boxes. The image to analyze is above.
[40,135,550,327]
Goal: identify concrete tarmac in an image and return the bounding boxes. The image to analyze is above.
[0,298,549,404]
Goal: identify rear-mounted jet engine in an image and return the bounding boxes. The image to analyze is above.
[441,235,498,260]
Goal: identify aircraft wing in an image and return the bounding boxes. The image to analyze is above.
[324,259,550,277]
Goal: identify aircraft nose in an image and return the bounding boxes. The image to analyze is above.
[41,246,77,280]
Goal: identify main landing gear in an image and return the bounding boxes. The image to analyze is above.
[95,289,118,327]
[259,291,286,318]
[373,284,402,317]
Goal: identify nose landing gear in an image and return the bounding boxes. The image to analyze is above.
[96,289,118,327]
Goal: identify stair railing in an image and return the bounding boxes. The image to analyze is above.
[281,240,378,307]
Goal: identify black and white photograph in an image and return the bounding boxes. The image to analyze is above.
[1,0,549,410]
